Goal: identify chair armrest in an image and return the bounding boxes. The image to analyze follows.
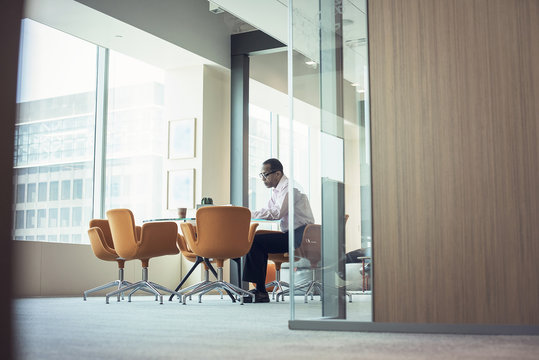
[248,223,259,244]
[180,222,197,251]
[88,227,118,260]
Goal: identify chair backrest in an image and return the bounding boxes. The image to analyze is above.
[185,206,257,260]
[106,209,139,259]
[298,224,321,268]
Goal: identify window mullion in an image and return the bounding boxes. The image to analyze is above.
[92,47,109,219]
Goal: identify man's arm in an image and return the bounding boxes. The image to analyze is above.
[252,189,288,220]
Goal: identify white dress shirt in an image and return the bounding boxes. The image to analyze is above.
[252,175,314,232]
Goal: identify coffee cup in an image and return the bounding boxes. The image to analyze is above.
[177,207,187,219]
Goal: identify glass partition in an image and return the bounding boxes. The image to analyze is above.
[289,0,371,323]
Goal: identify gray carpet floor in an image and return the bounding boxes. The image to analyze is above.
[13,296,539,360]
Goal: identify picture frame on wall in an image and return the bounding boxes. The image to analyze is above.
[167,169,195,209]
[168,118,196,159]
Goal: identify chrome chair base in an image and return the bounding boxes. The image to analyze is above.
[277,269,323,303]
[84,268,152,301]
[276,282,354,303]
[265,280,289,301]
[265,269,289,302]
[105,267,181,305]
[179,267,254,305]
[180,280,253,305]
[83,279,131,301]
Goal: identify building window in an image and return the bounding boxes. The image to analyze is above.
[13,18,97,244]
[104,51,165,224]
[15,211,25,229]
[49,181,59,201]
[13,19,167,243]
[72,207,82,227]
[248,104,311,212]
[248,104,273,212]
[37,209,46,228]
[25,210,35,229]
[73,179,83,200]
[61,180,71,200]
[16,184,25,203]
[27,183,36,202]
[60,208,70,227]
[48,208,58,227]
[38,182,47,201]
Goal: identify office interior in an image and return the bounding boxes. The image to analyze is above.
[1,1,538,355]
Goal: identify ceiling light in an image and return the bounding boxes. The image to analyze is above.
[345,38,367,48]
[305,60,318,69]
[209,1,224,14]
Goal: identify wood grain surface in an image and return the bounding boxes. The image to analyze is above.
[369,0,539,324]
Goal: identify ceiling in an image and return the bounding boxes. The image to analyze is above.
[23,0,368,100]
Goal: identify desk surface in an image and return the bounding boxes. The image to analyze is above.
[143,217,278,223]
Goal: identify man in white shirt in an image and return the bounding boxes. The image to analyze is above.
[243,158,314,303]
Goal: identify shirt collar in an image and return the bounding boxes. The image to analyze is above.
[275,174,288,191]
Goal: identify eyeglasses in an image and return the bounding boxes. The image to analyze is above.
[259,170,277,180]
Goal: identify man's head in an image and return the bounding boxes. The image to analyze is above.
[259,158,284,188]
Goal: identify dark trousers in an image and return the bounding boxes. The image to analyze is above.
[242,225,307,290]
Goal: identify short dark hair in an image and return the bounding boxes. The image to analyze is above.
[263,158,283,173]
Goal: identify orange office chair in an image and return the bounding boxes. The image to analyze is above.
[179,206,258,304]
[84,219,130,301]
[277,224,322,303]
[278,217,352,303]
[296,224,322,302]
[168,233,225,302]
[104,209,181,304]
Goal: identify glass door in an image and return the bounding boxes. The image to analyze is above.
[288,0,371,325]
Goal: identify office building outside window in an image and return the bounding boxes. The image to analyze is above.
[104,51,166,224]
[13,20,167,243]
[13,19,97,243]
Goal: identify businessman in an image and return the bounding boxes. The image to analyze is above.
[242,158,314,303]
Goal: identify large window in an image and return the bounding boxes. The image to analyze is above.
[104,51,166,223]
[13,19,97,243]
[248,104,272,211]
[248,103,312,213]
[13,19,168,243]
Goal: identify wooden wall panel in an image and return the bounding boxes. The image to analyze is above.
[369,0,539,324]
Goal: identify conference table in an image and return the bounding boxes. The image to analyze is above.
[143,216,279,302]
